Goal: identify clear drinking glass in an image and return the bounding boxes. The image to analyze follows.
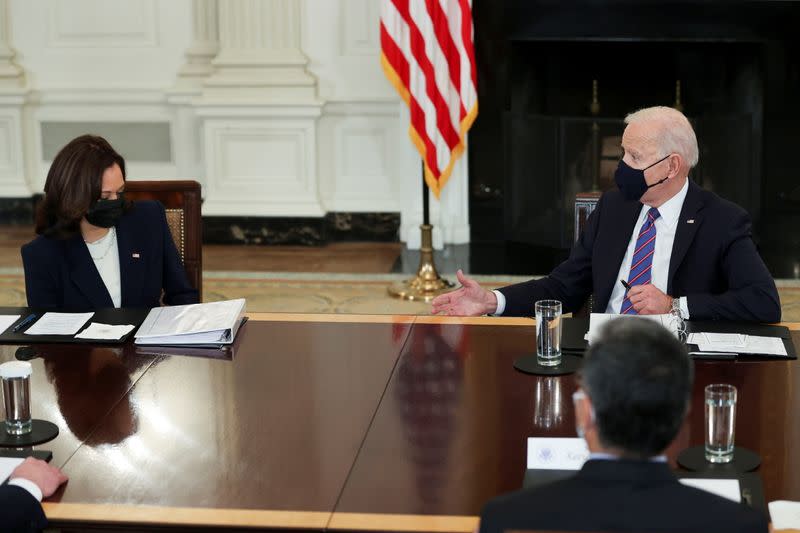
[535,300,562,367]
[0,361,32,435]
[705,384,737,463]
[533,376,563,429]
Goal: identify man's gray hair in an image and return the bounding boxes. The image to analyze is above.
[625,106,699,168]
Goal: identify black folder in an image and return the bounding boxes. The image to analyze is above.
[523,468,767,514]
[686,320,797,360]
[560,317,797,360]
[0,307,150,345]
[0,449,52,462]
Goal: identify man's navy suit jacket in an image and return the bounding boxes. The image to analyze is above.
[21,200,199,311]
[0,484,47,532]
[479,459,767,533]
[498,180,781,322]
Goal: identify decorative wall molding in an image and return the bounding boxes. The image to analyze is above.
[46,0,158,48]
[202,117,324,217]
[170,0,219,95]
[0,0,23,87]
[340,0,379,57]
[202,0,317,104]
[0,108,27,196]
[319,101,402,213]
[2,0,470,247]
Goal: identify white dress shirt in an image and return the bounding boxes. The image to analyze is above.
[605,178,690,317]
[8,477,42,501]
[494,178,690,317]
[85,227,122,308]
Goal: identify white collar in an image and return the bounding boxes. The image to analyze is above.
[644,177,689,227]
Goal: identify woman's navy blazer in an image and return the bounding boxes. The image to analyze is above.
[21,200,199,311]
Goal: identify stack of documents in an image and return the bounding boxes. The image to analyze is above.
[687,332,787,356]
[586,313,679,343]
[135,299,246,346]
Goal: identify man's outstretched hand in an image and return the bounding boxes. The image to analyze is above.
[431,269,498,316]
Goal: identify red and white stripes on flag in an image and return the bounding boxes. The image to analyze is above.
[380,0,478,198]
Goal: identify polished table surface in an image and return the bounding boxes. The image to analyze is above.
[1,313,796,531]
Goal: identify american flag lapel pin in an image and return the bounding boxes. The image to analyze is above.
[132,252,140,258]
[686,219,695,224]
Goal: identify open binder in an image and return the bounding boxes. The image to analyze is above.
[134,299,246,347]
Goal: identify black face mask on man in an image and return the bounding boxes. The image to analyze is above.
[85,193,125,228]
[614,154,671,202]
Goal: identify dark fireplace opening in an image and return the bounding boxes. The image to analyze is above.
[468,1,800,278]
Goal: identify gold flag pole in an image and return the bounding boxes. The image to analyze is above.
[388,162,454,302]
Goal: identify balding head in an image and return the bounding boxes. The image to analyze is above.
[625,106,699,168]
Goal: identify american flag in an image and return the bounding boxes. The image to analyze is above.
[380,0,478,198]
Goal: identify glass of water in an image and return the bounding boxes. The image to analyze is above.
[0,361,33,435]
[535,300,562,367]
[705,383,737,463]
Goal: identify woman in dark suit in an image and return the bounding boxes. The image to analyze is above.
[21,135,199,310]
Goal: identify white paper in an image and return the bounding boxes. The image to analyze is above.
[25,312,94,336]
[586,313,679,343]
[688,332,787,356]
[527,437,589,470]
[744,336,788,356]
[0,457,24,483]
[769,500,800,529]
[0,315,21,334]
[679,478,741,503]
[75,322,135,340]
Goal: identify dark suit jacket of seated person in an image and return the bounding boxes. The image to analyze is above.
[22,201,197,310]
[0,484,48,532]
[433,106,780,323]
[1,457,68,533]
[478,319,768,533]
[21,134,198,311]
[496,179,781,321]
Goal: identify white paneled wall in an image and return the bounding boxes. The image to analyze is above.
[3,0,470,248]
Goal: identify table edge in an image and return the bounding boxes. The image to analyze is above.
[246,313,799,331]
[42,503,330,528]
[328,512,479,532]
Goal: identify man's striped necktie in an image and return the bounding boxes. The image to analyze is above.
[621,207,661,315]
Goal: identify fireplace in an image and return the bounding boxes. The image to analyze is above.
[468,1,800,277]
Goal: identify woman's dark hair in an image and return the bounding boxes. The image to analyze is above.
[35,134,127,238]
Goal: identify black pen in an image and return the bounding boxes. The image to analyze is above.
[620,279,631,293]
[12,313,37,333]
[688,352,737,360]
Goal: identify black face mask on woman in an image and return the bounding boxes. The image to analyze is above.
[614,154,671,202]
[85,193,125,228]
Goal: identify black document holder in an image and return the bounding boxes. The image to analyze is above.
[686,321,797,360]
[0,307,150,345]
[560,317,797,360]
[0,449,52,462]
[523,468,767,514]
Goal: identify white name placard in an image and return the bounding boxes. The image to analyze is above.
[527,437,589,470]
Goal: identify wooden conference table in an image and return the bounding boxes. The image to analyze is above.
[1,313,798,532]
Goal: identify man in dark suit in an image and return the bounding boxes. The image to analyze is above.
[479,319,768,533]
[1,456,67,532]
[432,106,780,322]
